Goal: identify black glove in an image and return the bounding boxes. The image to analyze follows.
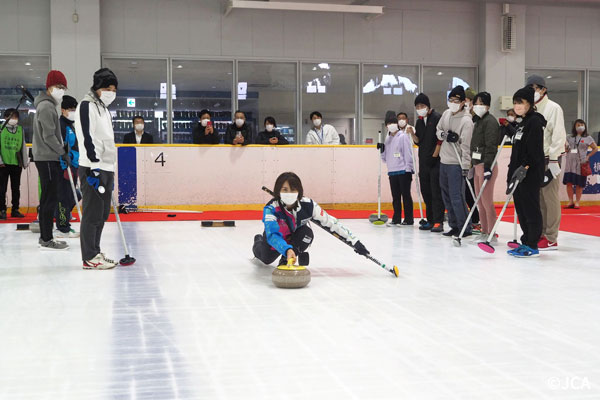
[376,143,385,154]
[354,240,369,256]
[507,165,528,194]
[446,130,459,143]
[462,169,469,177]
[60,153,71,169]
[483,167,492,180]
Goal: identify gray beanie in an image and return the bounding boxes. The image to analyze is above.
[526,74,546,88]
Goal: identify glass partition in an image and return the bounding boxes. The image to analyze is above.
[422,66,477,114]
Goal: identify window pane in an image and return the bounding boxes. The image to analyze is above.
[172,60,233,144]
[238,62,297,144]
[103,58,168,143]
[422,66,477,113]
[525,69,583,131]
[590,71,600,143]
[0,55,50,143]
[362,64,419,144]
[301,63,357,144]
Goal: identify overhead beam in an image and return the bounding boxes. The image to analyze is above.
[224,0,384,17]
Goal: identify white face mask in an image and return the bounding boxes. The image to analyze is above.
[473,105,487,118]
[576,126,586,134]
[448,102,461,113]
[266,124,274,132]
[50,88,65,102]
[7,119,18,126]
[67,111,76,122]
[135,124,144,132]
[201,118,210,127]
[313,118,322,127]
[398,119,407,128]
[507,116,515,123]
[387,123,399,134]
[464,102,472,112]
[534,91,542,103]
[416,108,428,117]
[235,118,244,127]
[280,192,299,206]
[100,90,116,106]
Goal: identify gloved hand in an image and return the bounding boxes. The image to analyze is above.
[376,143,385,154]
[467,167,475,180]
[462,169,469,177]
[507,165,528,194]
[86,168,101,191]
[60,153,71,169]
[483,167,492,180]
[446,130,459,143]
[548,160,561,178]
[354,240,370,256]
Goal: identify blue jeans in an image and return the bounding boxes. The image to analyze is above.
[439,163,471,233]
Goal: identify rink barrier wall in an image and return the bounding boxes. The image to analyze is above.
[12,144,600,212]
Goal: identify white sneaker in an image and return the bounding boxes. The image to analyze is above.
[83,253,116,270]
[386,221,401,227]
[39,238,69,250]
[100,253,117,266]
[55,229,80,238]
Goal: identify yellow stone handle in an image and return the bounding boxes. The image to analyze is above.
[287,257,296,267]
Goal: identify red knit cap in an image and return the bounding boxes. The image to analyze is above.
[46,70,67,89]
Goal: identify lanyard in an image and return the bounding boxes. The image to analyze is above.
[318,127,324,143]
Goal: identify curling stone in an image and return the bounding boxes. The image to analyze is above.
[272,263,311,289]
[29,221,40,233]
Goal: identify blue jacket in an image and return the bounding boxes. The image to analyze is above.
[59,115,79,170]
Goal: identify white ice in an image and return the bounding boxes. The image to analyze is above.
[0,218,599,400]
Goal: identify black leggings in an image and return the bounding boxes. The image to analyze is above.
[0,164,22,211]
[389,173,413,223]
[253,224,314,265]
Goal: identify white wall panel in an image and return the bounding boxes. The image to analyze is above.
[221,8,253,56]
[401,10,431,63]
[251,10,284,58]
[282,11,314,59]
[188,0,222,55]
[565,17,592,68]
[342,14,373,61]
[312,13,344,60]
[593,23,600,67]
[100,0,124,54]
[0,0,50,54]
[370,10,403,62]
[124,0,158,55]
[157,1,190,55]
[525,14,540,67]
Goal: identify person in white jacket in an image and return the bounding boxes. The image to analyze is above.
[74,68,119,270]
[526,75,567,251]
[305,111,340,145]
[436,85,474,238]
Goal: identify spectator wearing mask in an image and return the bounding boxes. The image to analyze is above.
[464,87,476,117]
[471,91,500,241]
[123,116,153,144]
[436,85,474,238]
[225,110,252,145]
[192,109,220,144]
[410,93,444,232]
[257,117,289,145]
[32,70,69,250]
[306,111,340,145]
[526,74,566,251]
[55,95,80,238]
[500,109,518,144]
[379,115,414,226]
[563,119,598,209]
[74,68,119,269]
[0,108,28,219]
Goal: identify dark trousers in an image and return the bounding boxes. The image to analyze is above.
[514,180,542,249]
[79,167,114,261]
[465,177,480,224]
[35,161,62,242]
[389,173,413,223]
[253,224,314,265]
[0,164,22,211]
[55,168,78,232]
[419,162,444,224]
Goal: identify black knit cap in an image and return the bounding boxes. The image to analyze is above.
[513,86,534,106]
[92,68,118,90]
[61,95,78,110]
[474,91,491,107]
[414,93,431,108]
[448,85,465,101]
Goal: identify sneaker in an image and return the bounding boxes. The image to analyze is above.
[507,244,540,258]
[0,210,6,220]
[10,210,25,218]
[443,228,459,237]
[55,229,80,238]
[538,237,558,251]
[430,223,444,233]
[39,238,69,250]
[298,252,310,266]
[400,220,414,226]
[100,253,117,265]
[386,221,401,227]
[472,224,482,234]
[419,222,434,231]
[83,253,116,270]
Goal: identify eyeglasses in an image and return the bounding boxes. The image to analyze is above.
[448,98,462,104]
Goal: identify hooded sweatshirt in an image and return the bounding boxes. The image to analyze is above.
[507,111,547,185]
[32,92,65,162]
[381,127,414,174]
[436,108,473,169]
[74,91,116,171]
[535,95,566,161]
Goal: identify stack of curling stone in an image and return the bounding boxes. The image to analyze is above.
[272,258,311,289]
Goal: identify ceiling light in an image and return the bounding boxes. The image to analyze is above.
[176,65,183,69]
[546,75,552,79]
[383,65,388,68]
[130,61,138,65]
[312,67,317,71]
[437,72,443,76]
[25,62,31,66]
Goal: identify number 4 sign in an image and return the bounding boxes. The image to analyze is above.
[154,152,166,167]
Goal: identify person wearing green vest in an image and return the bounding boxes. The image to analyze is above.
[0,108,28,219]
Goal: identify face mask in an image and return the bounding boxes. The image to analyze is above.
[313,118,322,127]
[416,108,428,117]
[266,124,274,132]
[51,88,65,102]
[7,119,18,126]
[513,104,526,116]
[135,124,144,132]
[448,102,461,113]
[534,91,541,103]
[235,118,244,127]
[387,123,399,134]
[100,90,116,106]
[280,192,299,206]
[67,111,76,122]
[201,119,210,127]
[473,105,487,118]
[464,103,472,112]
[507,116,515,123]
[576,126,586,134]
[398,119,407,128]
